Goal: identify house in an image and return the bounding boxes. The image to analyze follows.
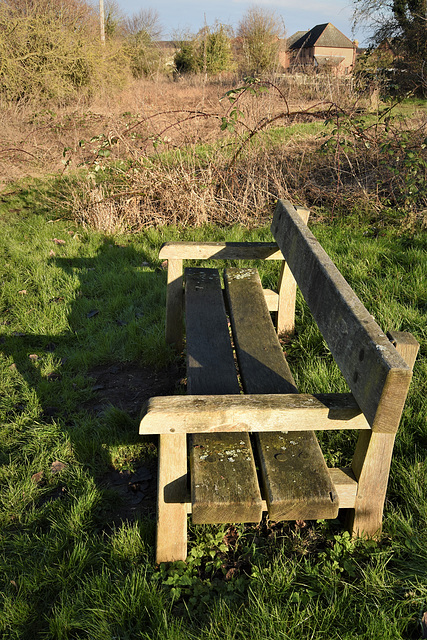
[280,23,358,75]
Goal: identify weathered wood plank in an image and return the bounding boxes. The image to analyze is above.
[225,268,297,395]
[160,242,284,261]
[184,466,358,514]
[140,393,370,434]
[271,200,413,433]
[253,431,339,520]
[263,288,279,311]
[387,331,420,367]
[156,433,188,563]
[328,467,358,509]
[277,207,310,336]
[224,267,339,521]
[186,267,262,525]
[186,268,239,395]
[348,331,420,536]
[164,258,184,350]
[190,433,263,524]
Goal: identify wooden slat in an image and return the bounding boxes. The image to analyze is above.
[272,200,412,433]
[263,288,279,311]
[348,331,420,537]
[140,393,370,434]
[252,431,339,521]
[225,268,297,395]
[190,433,263,524]
[160,241,283,261]
[184,467,358,514]
[185,267,262,525]
[186,268,239,395]
[224,267,339,521]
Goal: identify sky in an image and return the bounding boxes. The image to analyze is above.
[112,0,371,46]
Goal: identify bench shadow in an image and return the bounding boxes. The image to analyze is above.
[1,238,183,527]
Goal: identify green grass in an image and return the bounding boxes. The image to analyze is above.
[0,183,426,639]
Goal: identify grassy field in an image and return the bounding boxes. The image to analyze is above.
[0,182,426,639]
[0,75,426,639]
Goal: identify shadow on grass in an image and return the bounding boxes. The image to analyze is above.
[1,238,184,527]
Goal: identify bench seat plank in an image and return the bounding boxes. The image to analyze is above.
[225,267,339,521]
[185,267,262,524]
[255,431,339,521]
[190,432,263,524]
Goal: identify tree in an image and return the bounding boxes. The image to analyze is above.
[174,23,233,75]
[123,9,164,78]
[236,6,284,75]
[2,0,96,27]
[102,0,125,40]
[123,8,162,40]
[174,33,199,74]
[353,0,427,84]
[200,23,234,75]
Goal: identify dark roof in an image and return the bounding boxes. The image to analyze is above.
[289,23,354,50]
[287,31,308,48]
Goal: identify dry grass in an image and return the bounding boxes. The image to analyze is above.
[0,74,359,187]
[2,75,426,231]
[0,77,230,186]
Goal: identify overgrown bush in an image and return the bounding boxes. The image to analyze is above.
[123,8,166,79]
[174,39,199,74]
[52,78,427,232]
[174,24,234,76]
[0,0,129,103]
[125,32,165,79]
[319,106,427,213]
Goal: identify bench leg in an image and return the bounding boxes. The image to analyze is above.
[165,259,183,351]
[156,434,187,563]
[348,331,419,537]
[276,207,309,336]
[348,430,396,537]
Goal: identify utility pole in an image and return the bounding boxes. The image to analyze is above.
[99,0,105,45]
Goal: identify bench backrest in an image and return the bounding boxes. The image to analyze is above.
[272,200,412,433]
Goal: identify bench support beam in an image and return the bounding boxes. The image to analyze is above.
[348,332,419,537]
[164,258,183,351]
[140,393,370,434]
[276,207,309,335]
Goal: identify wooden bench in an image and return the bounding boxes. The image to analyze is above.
[140,200,419,564]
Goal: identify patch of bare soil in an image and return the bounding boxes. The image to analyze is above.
[86,360,185,523]
[85,360,185,418]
